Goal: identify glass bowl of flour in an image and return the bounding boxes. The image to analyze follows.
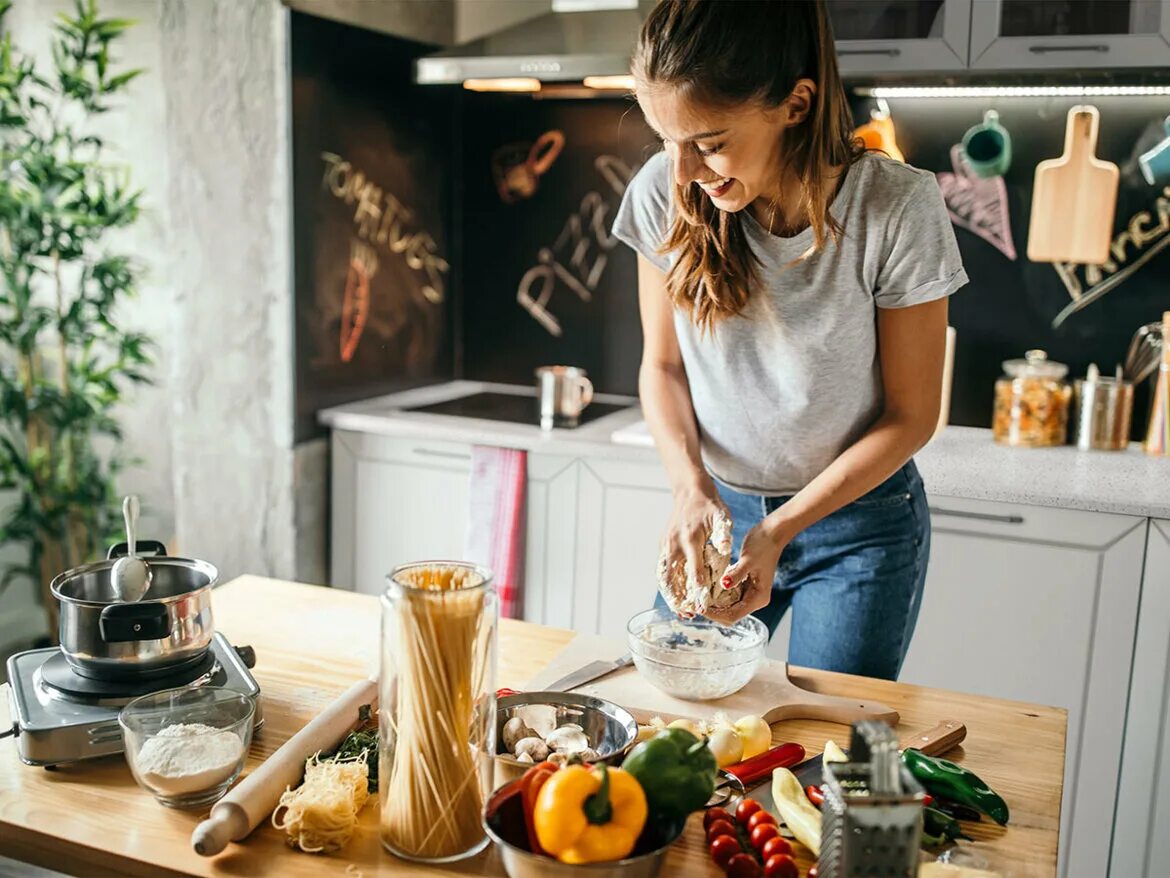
[627,609,767,700]
[119,686,255,808]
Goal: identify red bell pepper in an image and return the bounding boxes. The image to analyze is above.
[519,761,559,854]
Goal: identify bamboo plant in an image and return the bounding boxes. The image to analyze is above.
[0,0,151,637]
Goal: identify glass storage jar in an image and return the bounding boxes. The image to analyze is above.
[379,561,498,863]
[992,349,1072,447]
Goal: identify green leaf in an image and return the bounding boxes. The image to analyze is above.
[104,69,142,92]
[95,18,136,39]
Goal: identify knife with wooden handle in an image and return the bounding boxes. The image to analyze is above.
[791,719,966,790]
[735,720,966,817]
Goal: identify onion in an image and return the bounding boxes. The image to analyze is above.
[706,725,744,768]
[733,715,771,760]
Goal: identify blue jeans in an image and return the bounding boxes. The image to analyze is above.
[655,461,930,681]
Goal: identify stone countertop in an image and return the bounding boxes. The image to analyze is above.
[320,382,1170,520]
[915,425,1170,519]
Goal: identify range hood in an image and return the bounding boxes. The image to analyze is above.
[415,0,651,86]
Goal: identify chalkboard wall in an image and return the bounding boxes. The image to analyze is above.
[291,13,455,441]
[455,92,1170,435]
[292,13,1170,441]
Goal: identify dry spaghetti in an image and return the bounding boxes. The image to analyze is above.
[272,750,369,853]
[379,562,496,861]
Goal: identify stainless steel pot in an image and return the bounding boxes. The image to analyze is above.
[50,541,218,680]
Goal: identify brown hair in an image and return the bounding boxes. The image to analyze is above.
[632,0,862,329]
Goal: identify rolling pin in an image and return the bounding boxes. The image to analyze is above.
[191,677,378,856]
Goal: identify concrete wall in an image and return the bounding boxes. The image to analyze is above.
[1,0,314,653]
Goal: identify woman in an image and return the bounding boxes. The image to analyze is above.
[612,0,967,681]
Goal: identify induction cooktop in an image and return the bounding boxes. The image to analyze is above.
[402,392,630,427]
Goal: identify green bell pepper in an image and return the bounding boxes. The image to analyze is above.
[902,748,1009,826]
[621,727,717,820]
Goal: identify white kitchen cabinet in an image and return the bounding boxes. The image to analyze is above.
[330,430,594,628]
[829,0,972,73]
[331,430,472,594]
[969,0,1170,69]
[1111,518,1170,878]
[575,457,674,640]
[898,497,1147,878]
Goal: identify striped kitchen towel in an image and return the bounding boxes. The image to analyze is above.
[464,446,527,619]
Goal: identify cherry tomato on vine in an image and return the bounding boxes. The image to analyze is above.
[735,798,763,826]
[764,853,798,878]
[708,834,742,869]
[726,852,763,878]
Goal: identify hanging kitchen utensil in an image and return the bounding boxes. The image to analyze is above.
[1027,105,1119,265]
[110,495,152,602]
[1144,311,1170,456]
[1124,321,1164,385]
[854,99,904,163]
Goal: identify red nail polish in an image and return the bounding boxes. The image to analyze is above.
[722,576,732,589]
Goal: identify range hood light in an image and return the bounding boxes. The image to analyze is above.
[462,77,542,93]
[583,74,636,91]
[859,85,1170,98]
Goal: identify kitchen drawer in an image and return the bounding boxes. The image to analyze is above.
[334,430,473,470]
[927,494,1144,549]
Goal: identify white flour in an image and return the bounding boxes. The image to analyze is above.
[134,722,245,796]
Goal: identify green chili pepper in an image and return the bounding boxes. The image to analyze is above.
[921,806,972,846]
[902,748,1009,826]
[621,727,717,821]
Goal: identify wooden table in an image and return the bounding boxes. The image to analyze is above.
[0,577,1066,877]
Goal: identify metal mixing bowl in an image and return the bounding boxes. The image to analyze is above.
[494,691,638,785]
[483,777,681,878]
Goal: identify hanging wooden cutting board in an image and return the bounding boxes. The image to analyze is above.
[526,634,898,728]
[1027,104,1119,265]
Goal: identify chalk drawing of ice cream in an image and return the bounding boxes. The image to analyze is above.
[936,144,1018,261]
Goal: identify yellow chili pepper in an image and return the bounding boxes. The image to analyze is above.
[533,764,648,864]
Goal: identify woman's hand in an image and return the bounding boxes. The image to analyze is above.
[705,522,791,624]
[660,483,730,606]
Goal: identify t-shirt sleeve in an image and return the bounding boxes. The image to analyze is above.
[611,150,674,272]
[873,172,968,309]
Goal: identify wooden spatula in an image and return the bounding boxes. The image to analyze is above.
[1027,105,1119,265]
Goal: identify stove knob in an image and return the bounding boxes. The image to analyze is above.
[234,645,256,669]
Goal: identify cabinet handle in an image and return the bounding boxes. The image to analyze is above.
[837,47,902,57]
[929,507,1024,525]
[412,448,471,460]
[1028,44,1109,54]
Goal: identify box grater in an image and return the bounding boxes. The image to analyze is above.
[818,720,926,878]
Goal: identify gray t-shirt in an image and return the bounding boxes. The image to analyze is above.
[612,151,967,495]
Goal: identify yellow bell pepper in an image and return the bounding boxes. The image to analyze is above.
[533,764,648,864]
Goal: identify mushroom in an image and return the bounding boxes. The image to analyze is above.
[503,717,539,752]
[548,751,569,767]
[515,751,535,764]
[577,748,601,762]
[513,736,550,762]
[545,725,590,754]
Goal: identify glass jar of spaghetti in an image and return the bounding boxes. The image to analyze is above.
[379,561,498,862]
[992,350,1072,447]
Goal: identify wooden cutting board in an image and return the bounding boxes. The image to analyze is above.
[526,634,899,728]
[1027,104,1119,265]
